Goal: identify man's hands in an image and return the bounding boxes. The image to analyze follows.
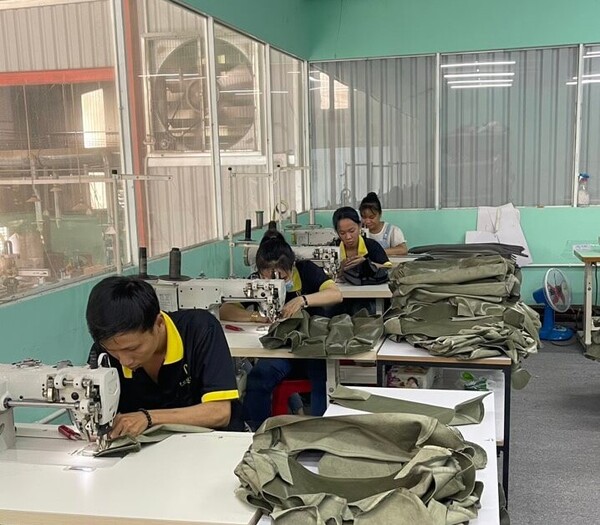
[282,296,305,318]
[341,255,365,270]
[109,412,149,439]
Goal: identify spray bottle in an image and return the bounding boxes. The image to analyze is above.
[578,173,590,207]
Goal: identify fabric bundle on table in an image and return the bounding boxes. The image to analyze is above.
[235,412,486,524]
[385,254,540,388]
[409,243,527,261]
[259,309,383,357]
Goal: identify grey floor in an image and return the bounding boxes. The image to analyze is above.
[508,339,600,524]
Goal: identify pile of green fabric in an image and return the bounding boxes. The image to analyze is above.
[235,412,486,524]
[260,309,383,357]
[385,255,540,388]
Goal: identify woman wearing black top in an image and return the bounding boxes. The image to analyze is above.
[220,231,342,430]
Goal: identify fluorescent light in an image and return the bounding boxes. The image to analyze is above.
[572,74,600,80]
[309,76,322,82]
[444,72,515,79]
[271,91,289,94]
[566,79,600,85]
[451,84,513,89]
[441,61,516,68]
[447,79,514,84]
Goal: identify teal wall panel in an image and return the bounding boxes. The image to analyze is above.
[182,0,600,61]
[308,0,600,60]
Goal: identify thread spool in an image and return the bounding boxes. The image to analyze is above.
[309,209,316,225]
[160,247,190,281]
[138,246,157,280]
[290,210,298,224]
[255,210,264,229]
[244,219,253,241]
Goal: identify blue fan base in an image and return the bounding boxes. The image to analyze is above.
[533,287,575,341]
[539,324,574,341]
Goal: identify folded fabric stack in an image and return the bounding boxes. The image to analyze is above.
[409,243,527,260]
[385,254,540,388]
[235,412,486,524]
[260,309,383,357]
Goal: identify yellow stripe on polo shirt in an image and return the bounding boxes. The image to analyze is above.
[121,311,183,378]
[290,266,302,292]
[340,236,369,260]
[319,279,336,291]
[202,390,240,403]
[162,312,184,364]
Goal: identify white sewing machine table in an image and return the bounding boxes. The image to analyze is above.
[224,323,382,394]
[0,427,259,525]
[336,282,392,314]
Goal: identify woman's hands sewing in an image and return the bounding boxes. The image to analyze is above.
[282,296,305,318]
[341,255,365,270]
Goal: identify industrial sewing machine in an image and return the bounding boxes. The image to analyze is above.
[289,227,338,246]
[152,278,286,320]
[243,245,342,280]
[0,360,120,452]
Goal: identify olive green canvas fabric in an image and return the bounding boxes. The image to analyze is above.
[329,386,489,427]
[235,413,486,524]
[385,255,539,388]
[94,423,212,457]
[260,309,383,357]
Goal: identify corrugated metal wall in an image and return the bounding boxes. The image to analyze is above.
[147,165,217,255]
[0,0,113,71]
[580,44,600,205]
[441,47,577,208]
[310,56,435,210]
[142,0,204,33]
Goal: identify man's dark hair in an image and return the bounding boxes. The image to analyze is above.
[86,276,160,343]
[332,206,361,231]
[256,232,295,274]
[359,192,383,216]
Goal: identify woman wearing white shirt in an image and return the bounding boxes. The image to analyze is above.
[359,192,408,256]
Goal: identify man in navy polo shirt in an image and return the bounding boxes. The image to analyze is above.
[86,276,242,437]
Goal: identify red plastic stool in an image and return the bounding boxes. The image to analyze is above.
[271,379,312,416]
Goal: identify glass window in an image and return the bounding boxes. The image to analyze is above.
[310,56,435,210]
[137,0,218,254]
[580,44,600,205]
[441,47,577,207]
[0,0,125,303]
[214,24,269,236]
[270,49,308,214]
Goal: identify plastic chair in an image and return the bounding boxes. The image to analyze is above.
[271,379,312,416]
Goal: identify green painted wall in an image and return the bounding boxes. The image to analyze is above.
[181,0,600,61]
[316,206,598,305]
[309,0,600,60]
[178,0,313,59]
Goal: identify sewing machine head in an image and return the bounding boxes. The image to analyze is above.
[290,227,337,246]
[0,360,120,451]
[152,278,286,321]
[244,245,341,280]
